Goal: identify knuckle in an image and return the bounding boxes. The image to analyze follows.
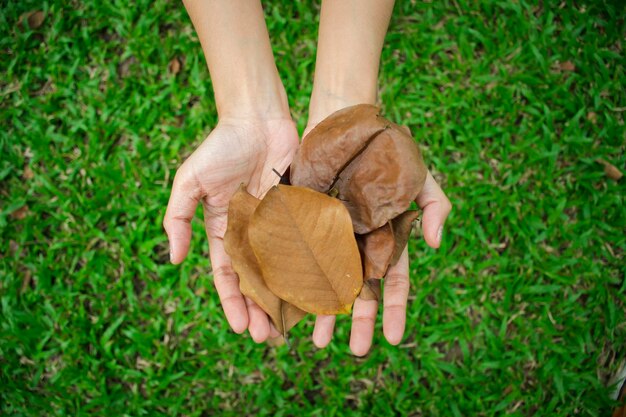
[213,264,237,279]
[384,303,407,313]
[173,165,193,188]
[352,315,376,326]
[212,265,239,292]
[384,273,410,289]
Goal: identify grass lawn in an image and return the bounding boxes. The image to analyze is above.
[1,0,625,415]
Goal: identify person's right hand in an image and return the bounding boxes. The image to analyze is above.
[163,117,299,342]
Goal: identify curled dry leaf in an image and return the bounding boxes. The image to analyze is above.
[389,210,420,265]
[357,210,419,280]
[248,185,363,315]
[290,104,387,192]
[291,104,427,234]
[223,185,305,335]
[18,11,45,30]
[335,124,426,233]
[10,205,29,220]
[357,224,394,280]
[596,158,623,181]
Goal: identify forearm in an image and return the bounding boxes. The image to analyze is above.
[308,0,395,125]
[183,0,289,119]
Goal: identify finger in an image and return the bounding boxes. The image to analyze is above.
[163,169,203,264]
[245,297,270,343]
[208,236,249,334]
[269,322,280,338]
[312,315,335,348]
[383,248,410,345]
[349,289,380,357]
[415,172,452,249]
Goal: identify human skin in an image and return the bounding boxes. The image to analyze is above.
[306,0,453,356]
[165,0,452,352]
[163,0,297,342]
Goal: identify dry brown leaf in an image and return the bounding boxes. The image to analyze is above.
[22,165,34,180]
[223,185,305,334]
[389,210,420,265]
[359,278,381,301]
[168,57,181,75]
[597,159,623,181]
[357,210,419,280]
[290,104,387,192]
[586,111,597,124]
[11,205,29,220]
[357,224,394,280]
[18,11,45,30]
[291,105,427,234]
[265,335,286,347]
[335,124,427,233]
[558,61,576,72]
[21,270,32,293]
[248,185,363,315]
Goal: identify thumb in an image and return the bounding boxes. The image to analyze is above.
[415,172,452,249]
[163,170,203,264]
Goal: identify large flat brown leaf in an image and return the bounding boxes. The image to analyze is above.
[223,185,305,334]
[248,185,363,315]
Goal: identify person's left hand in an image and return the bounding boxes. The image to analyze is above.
[301,125,453,356]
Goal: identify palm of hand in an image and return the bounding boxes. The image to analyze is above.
[184,119,298,237]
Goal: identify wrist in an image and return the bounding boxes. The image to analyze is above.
[183,0,291,121]
[308,81,378,128]
[216,72,291,121]
[307,0,393,128]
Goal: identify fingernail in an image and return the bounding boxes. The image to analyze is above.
[169,246,174,263]
[436,225,443,245]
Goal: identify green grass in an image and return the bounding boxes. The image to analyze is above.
[1,0,625,415]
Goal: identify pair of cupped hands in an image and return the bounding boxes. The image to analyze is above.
[163,112,451,356]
